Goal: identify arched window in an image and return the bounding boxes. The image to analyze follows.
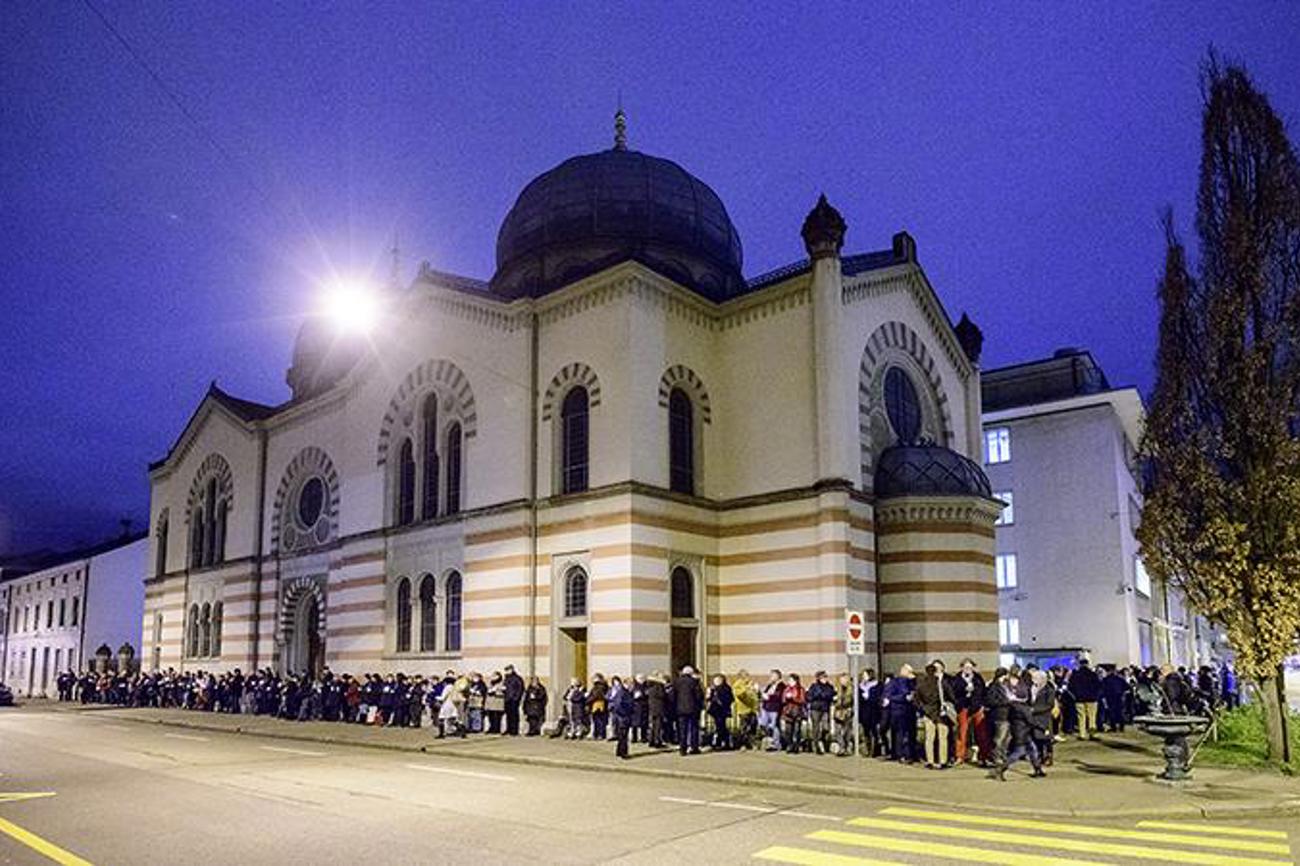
[397,438,416,526]
[564,567,588,619]
[671,566,694,619]
[395,578,412,653]
[560,387,589,494]
[203,478,218,566]
[445,572,462,652]
[214,499,227,564]
[668,388,695,495]
[190,511,205,569]
[155,517,168,577]
[187,605,199,657]
[884,366,923,443]
[211,602,223,656]
[445,422,462,515]
[421,394,439,520]
[419,574,437,652]
[199,603,212,657]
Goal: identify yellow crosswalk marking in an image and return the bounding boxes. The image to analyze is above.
[844,816,1293,866]
[1136,821,1290,840]
[806,830,1110,866]
[754,845,909,866]
[878,807,1292,856]
[0,815,93,866]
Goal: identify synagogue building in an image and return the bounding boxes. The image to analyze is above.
[144,116,1003,692]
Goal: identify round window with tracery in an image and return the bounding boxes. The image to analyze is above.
[297,477,325,528]
[884,366,923,443]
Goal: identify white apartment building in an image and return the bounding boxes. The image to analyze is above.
[981,349,1209,670]
[0,534,147,697]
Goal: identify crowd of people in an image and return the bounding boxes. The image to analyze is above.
[54,655,1237,777]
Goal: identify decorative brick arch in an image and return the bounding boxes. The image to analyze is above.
[185,453,233,522]
[279,575,326,637]
[541,362,602,422]
[859,321,954,486]
[376,359,476,468]
[657,364,712,424]
[271,446,340,554]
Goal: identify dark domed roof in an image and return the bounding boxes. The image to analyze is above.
[492,147,744,301]
[874,442,993,499]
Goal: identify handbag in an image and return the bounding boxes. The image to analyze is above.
[940,701,958,724]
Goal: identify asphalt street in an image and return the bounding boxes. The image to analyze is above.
[0,708,1296,865]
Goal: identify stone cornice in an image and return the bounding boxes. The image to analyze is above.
[873,495,1003,526]
[843,263,973,382]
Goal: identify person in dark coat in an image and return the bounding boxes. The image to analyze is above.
[883,666,916,762]
[983,667,1011,769]
[630,674,649,743]
[1160,665,1194,715]
[953,658,988,764]
[1070,658,1102,740]
[806,672,836,755]
[993,668,1045,780]
[1101,666,1131,732]
[706,674,734,750]
[914,660,957,768]
[610,676,634,759]
[645,673,667,748]
[674,666,704,755]
[503,665,525,735]
[523,676,547,736]
[587,674,610,740]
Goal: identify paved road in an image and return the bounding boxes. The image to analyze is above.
[0,709,1295,865]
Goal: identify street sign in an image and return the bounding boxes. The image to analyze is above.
[845,609,865,656]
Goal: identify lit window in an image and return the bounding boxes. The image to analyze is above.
[994,491,1014,526]
[1134,557,1151,597]
[996,553,1018,590]
[984,427,1011,464]
[999,617,1021,647]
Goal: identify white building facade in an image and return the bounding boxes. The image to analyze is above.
[982,350,1208,669]
[145,122,1003,695]
[0,535,147,697]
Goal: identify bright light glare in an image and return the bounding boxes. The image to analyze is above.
[324,281,378,334]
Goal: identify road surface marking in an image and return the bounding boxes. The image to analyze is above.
[806,830,1107,866]
[402,763,515,782]
[0,793,57,804]
[162,733,209,742]
[755,845,907,866]
[659,796,841,822]
[1135,821,1289,840]
[879,807,1291,855]
[259,746,327,757]
[0,815,93,866]
[843,817,1290,866]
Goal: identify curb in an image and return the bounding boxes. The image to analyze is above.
[107,713,1300,822]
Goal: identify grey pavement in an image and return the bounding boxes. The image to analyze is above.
[76,702,1300,821]
[0,705,1297,865]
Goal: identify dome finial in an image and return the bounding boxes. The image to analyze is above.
[613,101,627,151]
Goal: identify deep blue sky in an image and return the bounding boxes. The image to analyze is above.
[2,4,1297,555]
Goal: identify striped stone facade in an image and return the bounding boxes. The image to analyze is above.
[143,180,1001,695]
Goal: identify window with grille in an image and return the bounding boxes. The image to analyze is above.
[421,395,439,520]
[419,575,437,652]
[397,439,416,525]
[445,422,462,515]
[670,567,694,619]
[564,567,588,618]
[445,572,462,652]
[668,389,695,494]
[561,387,589,494]
[396,578,412,652]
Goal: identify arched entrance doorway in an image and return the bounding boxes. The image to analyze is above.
[280,577,326,676]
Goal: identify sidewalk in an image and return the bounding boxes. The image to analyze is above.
[82,704,1300,820]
